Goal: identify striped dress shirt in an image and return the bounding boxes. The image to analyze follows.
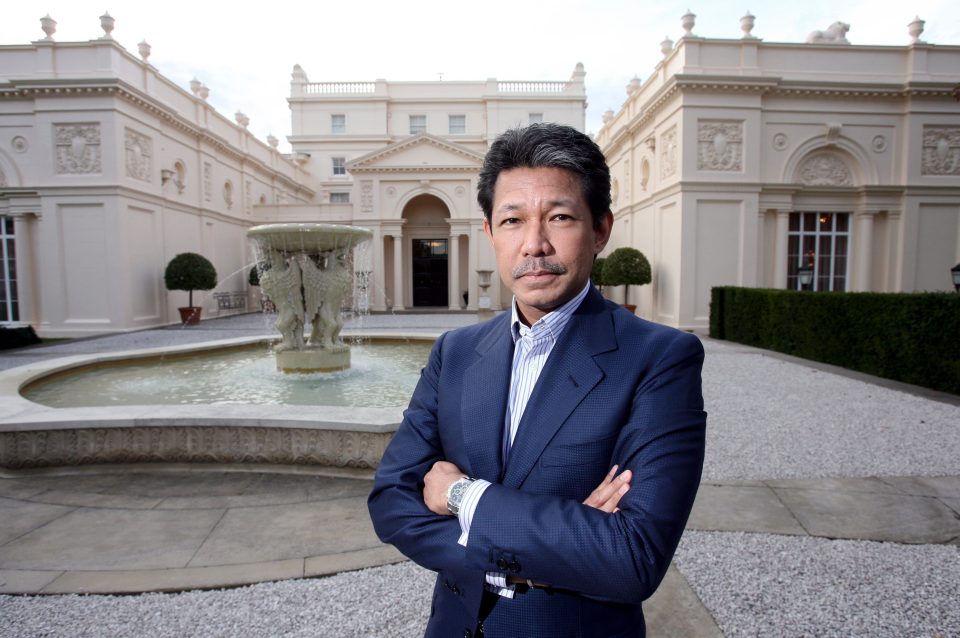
[456,281,591,598]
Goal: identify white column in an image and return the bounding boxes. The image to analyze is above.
[854,211,875,292]
[448,233,461,310]
[370,228,386,312]
[392,234,404,311]
[467,231,478,311]
[773,210,790,289]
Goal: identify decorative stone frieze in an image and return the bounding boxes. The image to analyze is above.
[0,426,392,469]
[660,127,678,179]
[124,128,152,182]
[921,126,960,175]
[54,123,101,174]
[360,181,373,212]
[697,120,743,171]
[203,162,212,201]
[797,153,853,186]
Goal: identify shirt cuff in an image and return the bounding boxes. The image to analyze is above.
[456,478,491,546]
[485,572,516,599]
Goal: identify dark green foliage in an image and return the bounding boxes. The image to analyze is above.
[591,257,606,290]
[602,248,651,304]
[0,326,41,350]
[164,252,217,308]
[710,287,960,395]
[249,265,260,287]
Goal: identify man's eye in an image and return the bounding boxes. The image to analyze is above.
[551,214,572,222]
[501,217,520,225]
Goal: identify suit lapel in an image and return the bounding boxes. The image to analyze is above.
[461,314,513,483]
[502,288,617,489]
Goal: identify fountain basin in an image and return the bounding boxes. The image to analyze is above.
[0,332,438,474]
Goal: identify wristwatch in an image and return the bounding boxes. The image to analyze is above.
[446,476,475,516]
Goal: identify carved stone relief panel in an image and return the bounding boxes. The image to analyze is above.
[660,127,678,179]
[796,153,853,186]
[124,128,152,182]
[360,180,373,212]
[697,120,743,171]
[921,126,960,175]
[203,162,212,202]
[55,123,101,174]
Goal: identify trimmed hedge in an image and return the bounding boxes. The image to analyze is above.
[710,287,960,395]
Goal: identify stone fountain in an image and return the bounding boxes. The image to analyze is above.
[247,223,373,373]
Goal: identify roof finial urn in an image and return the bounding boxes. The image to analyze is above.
[681,9,697,37]
[908,16,925,43]
[40,15,57,41]
[99,12,115,40]
[741,12,757,39]
[138,40,151,61]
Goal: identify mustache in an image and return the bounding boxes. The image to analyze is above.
[511,259,567,279]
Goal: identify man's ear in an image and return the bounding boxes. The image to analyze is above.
[483,217,493,242]
[594,211,614,253]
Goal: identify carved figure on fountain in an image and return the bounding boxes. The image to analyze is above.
[258,249,305,352]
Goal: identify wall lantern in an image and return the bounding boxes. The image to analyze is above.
[797,264,815,291]
[951,263,960,292]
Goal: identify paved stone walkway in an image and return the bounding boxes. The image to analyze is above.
[1,312,957,637]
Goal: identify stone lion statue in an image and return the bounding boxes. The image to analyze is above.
[806,22,850,44]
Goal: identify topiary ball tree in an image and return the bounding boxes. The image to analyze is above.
[164,252,217,308]
[602,247,651,306]
[248,265,260,287]
[591,256,606,293]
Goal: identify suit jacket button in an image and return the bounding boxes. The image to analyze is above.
[463,630,472,638]
[496,558,508,570]
[509,561,521,573]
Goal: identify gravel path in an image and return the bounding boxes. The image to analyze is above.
[674,531,960,638]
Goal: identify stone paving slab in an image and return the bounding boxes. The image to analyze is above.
[41,559,305,595]
[0,507,225,571]
[0,569,62,594]
[644,564,724,637]
[687,484,806,536]
[304,545,406,578]
[0,497,74,546]
[188,496,377,567]
[772,487,960,544]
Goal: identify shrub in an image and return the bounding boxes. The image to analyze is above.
[249,265,260,287]
[164,252,217,308]
[710,287,960,395]
[603,247,651,305]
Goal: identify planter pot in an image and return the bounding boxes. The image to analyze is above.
[622,304,637,314]
[178,306,202,325]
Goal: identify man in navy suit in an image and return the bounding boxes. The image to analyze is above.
[368,123,706,637]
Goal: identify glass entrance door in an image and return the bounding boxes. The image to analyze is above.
[412,239,448,307]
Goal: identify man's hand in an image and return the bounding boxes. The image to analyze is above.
[583,465,632,513]
[423,460,466,515]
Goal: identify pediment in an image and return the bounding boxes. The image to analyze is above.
[346,133,484,173]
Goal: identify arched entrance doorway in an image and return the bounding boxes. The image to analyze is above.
[401,194,450,308]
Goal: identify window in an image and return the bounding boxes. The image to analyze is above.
[0,216,18,323]
[409,115,426,135]
[787,212,850,291]
[330,192,350,203]
[331,114,345,135]
[332,157,346,176]
[528,113,544,124]
[448,115,466,135]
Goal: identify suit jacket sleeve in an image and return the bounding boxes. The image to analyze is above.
[464,329,706,605]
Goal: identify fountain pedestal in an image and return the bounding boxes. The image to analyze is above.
[276,345,350,373]
[247,223,373,373]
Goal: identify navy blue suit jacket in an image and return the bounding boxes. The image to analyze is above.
[368,287,706,637]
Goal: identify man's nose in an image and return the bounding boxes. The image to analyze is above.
[521,220,551,256]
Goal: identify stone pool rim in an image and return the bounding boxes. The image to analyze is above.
[0,331,440,472]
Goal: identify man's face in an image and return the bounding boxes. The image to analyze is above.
[483,166,613,325]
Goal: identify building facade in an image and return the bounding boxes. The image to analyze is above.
[280,65,587,312]
[594,20,960,329]
[0,31,313,337]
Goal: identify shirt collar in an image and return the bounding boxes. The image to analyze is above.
[510,281,591,344]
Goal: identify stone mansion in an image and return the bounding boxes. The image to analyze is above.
[0,12,958,335]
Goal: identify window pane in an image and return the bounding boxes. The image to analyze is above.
[835,213,849,232]
[410,115,426,135]
[789,213,799,232]
[803,212,816,231]
[331,114,345,134]
[332,158,346,175]
[330,192,350,203]
[528,113,543,124]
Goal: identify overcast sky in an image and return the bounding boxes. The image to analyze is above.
[4,1,958,152]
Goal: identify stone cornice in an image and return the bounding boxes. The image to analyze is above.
[601,73,960,154]
[0,78,312,197]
